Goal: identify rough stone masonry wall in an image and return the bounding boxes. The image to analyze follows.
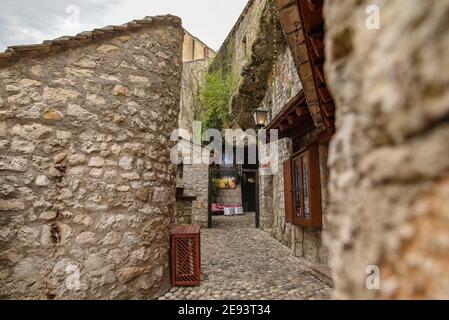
[177,163,209,228]
[214,185,242,207]
[176,39,212,228]
[210,0,266,79]
[260,42,301,119]
[179,59,210,135]
[175,200,192,225]
[258,42,300,237]
[0,18,183,299]
[257,39,329,266]
[325,0,449,299]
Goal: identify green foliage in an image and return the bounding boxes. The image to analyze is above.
[117,294,131,300]
[200,71,237,133]
[208,36,236,76]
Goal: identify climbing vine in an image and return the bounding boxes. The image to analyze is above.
[199,70,238,133]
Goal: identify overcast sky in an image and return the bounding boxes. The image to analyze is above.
[0,0,249,52]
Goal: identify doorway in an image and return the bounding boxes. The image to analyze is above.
[241,171,256,213]
[208,167,259,229]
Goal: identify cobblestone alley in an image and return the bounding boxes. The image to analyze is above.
[159,214,333,300]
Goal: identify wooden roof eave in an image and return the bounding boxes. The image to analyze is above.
[275,0,336,136]
[265,90,316,141]
[266,91,305,130]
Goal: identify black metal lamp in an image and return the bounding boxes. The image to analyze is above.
[252,107,269,129]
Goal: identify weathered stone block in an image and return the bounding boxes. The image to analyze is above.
[42,87,80,103]
[100,232,122,246]
[119,156,134,170]
[17,227,40,247]
[11,123,51,141]
[43,109,64,121]
[11,140,35,154]
[0,122,6,137]
[76,232,97,245]
[121,172,140,181]
[39,211,57,220]
[88,157,105,167]
[0,199,26,211]
[97,44,119,53]
[67,154,87,165]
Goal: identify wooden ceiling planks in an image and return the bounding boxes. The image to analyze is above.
[275,0,335,136]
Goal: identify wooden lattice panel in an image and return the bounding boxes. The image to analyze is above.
[171,225,201,286]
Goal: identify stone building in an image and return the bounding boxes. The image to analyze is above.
[182,31,214,63]
[179,30,215,136]
[203,0,331,269]
[175,34,215,228]
[0,15,184,299]
[273,0,449,299]
[175,139,210,228]
[202,0,449,299]
[209,0,284,130]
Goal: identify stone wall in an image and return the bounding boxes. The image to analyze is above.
[214,184,242,207]
[176,32,213,228]
[258,42,300,241]
[179,59,210,135]
[260,43,302,120]
[256,37,329,266]
[0,16,184,299]
[177,163,209,227]
[175,200,192,225]
[265,138,293,246]
[208,0,285,129]
[179,31,215,134]
[182,31,214,63]
[324,0,449,299]
[210,0,265,79]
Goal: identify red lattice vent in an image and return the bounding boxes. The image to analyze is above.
[171,225,201,286]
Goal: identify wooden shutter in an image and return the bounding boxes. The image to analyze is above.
[308,142,322,227]
[283,159,294,224]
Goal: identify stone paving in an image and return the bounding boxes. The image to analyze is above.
[159,213,333,300]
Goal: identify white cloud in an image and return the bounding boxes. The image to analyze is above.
[0,0,249,51]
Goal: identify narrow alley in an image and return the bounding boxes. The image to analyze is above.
[1,0,448,303]
[159,214,332,300]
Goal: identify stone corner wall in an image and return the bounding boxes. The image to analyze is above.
[324,0,449,299]
[177,163,209,228]
[0,20,184,299]
[179,58,211,135]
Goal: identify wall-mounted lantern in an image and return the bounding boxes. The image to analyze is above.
[252,107,269,129]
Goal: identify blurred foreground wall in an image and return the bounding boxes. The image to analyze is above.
[325,0,449,299]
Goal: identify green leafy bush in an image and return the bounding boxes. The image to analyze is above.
[200,71,237,133]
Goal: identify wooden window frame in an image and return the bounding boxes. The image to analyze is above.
[283,142,322,228]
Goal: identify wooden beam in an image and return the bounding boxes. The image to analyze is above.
[265,91,306,130]
[318,129,332,144]
[287,113,297,124]
[279,120,291,132]
[295,104,309,117]
[309,31,324,61]
[280,121,315,140]
[322,102,335,117]
[314,63,325,84]
[306,0,323,12]
[318,85,332,104]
